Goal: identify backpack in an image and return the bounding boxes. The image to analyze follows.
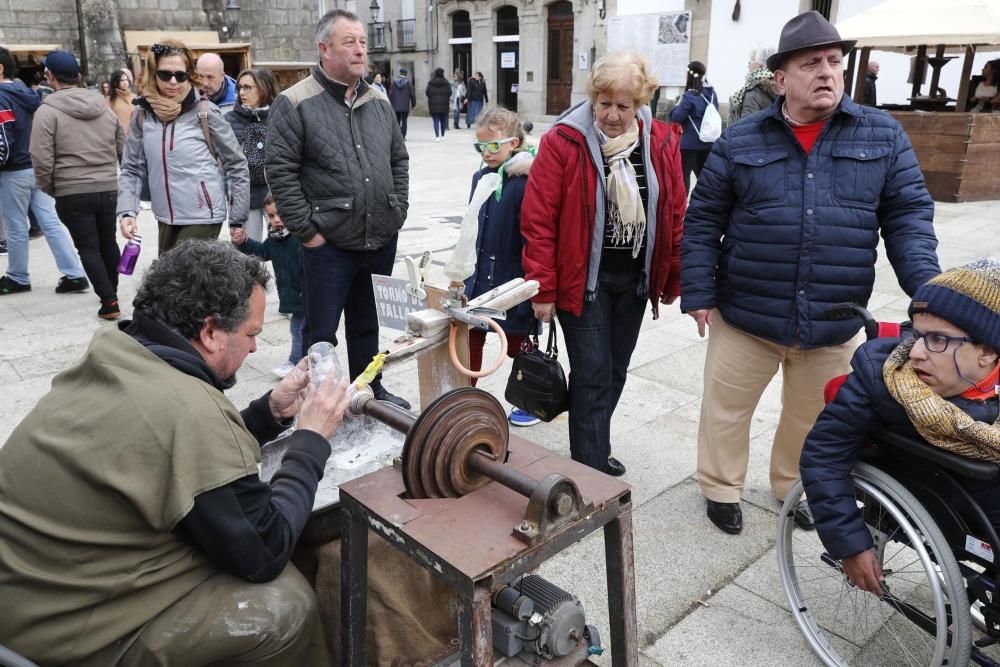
[241,122,267,186]
[689,92,722,143]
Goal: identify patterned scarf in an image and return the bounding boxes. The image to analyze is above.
[883,338,1000,463]
[729,68,775,118]
[595,119,645,259]
[141,82,192,124]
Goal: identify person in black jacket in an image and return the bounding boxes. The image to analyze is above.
[800,260,1000,595]
[426,67,452,141]
[862,61,878,106]
[226,67,280,242]
[465,70,488,128]
[388,66,416,138]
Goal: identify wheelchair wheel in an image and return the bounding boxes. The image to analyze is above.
[777,463,972,666]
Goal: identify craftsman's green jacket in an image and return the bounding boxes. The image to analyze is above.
[0,326,260,662]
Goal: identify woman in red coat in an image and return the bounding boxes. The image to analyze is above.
[520,51,686,476]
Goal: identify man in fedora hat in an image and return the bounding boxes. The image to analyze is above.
[680,11,939,535]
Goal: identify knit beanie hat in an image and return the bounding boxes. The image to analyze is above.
[909,258,1000,352]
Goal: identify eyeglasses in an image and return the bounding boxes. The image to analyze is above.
[237,84,257,92]
[909,328,972,353]
[473,137,518,155]
[155,70,189,83]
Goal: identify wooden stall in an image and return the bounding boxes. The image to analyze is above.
[837,0,1000,202]
[251,61,313,90]
[6,44,62,86]
[124,31,251,80]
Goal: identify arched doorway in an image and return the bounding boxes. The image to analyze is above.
[495,5,519,111]
[546,1,574,114]
[451,11,472,82]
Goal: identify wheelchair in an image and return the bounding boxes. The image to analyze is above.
[777,304,1000,667]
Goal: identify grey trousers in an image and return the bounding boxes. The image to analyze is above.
[75,565,331,666]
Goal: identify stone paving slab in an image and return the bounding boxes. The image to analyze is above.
[1,114,999,663]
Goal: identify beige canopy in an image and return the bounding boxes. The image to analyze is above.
[836,0,1000,51]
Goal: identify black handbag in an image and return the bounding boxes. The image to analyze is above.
[504,322,569,422]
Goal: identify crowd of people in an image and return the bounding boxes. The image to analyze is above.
[2,7,1000,665]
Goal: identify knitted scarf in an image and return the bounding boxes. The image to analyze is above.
[883,338,1000,463]
[729,68,774,117]
[141,82,192,124]
[595,119,645,258]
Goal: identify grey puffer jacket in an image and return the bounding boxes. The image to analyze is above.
[118,88,249,226]
[265,67,408,251]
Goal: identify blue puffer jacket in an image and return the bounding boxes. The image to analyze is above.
[669,85,719,151]
[800,337,1000,560]
[680,95,940,348]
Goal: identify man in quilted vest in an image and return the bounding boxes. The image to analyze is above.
[266,8,411,410]
[680,11,939,535]
[0,241,349,665]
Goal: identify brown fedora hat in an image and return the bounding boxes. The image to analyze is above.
[767,11,856,72]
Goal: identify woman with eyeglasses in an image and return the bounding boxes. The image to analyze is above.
[117,40,249,256]
[463,108,540,426]
[519,51,686,476]
[225,68,279,242]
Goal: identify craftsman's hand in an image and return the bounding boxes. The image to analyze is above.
[268,359,310,421]
[842,549,884,597]
[303,232,326,248]
[296,375,351,441]
[533,302,556,323]
[230,226,247,245]
[119,216,138,240]
[688,309,714,337]
[661,295,678,306]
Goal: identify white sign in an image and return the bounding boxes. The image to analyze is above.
[501,51,516,69]
[608,10,691,86]
[578,51,589,70]
[372,275,427,332]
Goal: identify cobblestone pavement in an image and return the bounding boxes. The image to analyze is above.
[2,114,999,664]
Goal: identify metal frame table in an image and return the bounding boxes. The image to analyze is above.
[339,436,638,666]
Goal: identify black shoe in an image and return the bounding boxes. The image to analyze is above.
[0,275,31,295]
[55,276,90,294]
[28,226,42,239]
[606,456,626,476]
[0,240,7,256]
[98,299,122,320]
[793,499,815,531]
[372,385,411,410]
[706,499,743,534]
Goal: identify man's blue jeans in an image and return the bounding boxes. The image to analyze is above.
[557,269,646,472]
[0,168,85,285]
[299,235,397,389]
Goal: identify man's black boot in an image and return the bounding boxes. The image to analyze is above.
[706,499,743,534]
[372,384,411,411]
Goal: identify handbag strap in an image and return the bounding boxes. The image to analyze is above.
[545,320,559,359]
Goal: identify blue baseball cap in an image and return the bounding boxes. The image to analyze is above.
[42,50,80,79]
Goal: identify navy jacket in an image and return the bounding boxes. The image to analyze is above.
[225,102,270,209]
[680,94,940,348]
[670,86,719,151]
[464,156,537,337]
[237,235,303,315]
[800,337,1000,560]
[0,80,41,171]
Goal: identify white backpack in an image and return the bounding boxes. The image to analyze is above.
[690,92,722,143]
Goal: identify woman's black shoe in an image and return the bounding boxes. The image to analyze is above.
[706,499,743,534]
[606,457,626,476]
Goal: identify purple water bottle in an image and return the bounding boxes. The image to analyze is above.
[118,235,142,276]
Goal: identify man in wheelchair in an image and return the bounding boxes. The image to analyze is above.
[801,259,1000,596]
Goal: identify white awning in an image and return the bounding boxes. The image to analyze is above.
[836,0,1000,51]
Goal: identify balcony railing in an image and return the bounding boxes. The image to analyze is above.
[397,19,416,49]
[368,22,389,51]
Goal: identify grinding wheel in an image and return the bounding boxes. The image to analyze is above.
[401,387,509,498]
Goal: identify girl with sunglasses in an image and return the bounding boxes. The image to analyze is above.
[117,40,249,256]
[464,108,540,427]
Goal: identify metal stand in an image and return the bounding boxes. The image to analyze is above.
[339,435,638,666]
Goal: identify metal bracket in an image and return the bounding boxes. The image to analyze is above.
[446,304,507,332]
[513,473,592,546]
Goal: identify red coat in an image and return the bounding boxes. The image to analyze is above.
[520,117,686,317]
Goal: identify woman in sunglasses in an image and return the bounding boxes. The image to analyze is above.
[464,108,540,427]
[117,40,249,256]
[225,67,280,242]
[519,51,686,476]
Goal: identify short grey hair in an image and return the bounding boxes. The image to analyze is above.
[316,9,361,46]
[133,240,271,340]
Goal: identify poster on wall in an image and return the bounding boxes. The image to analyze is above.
[607,10,691,86]
[501,51,516,69]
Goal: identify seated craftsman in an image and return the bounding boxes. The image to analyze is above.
[0,241,349,665]
[800,259,1000,596]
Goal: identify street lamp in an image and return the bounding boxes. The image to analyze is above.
[370,0,380,19]
[222,0,241,40]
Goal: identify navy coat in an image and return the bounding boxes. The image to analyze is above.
[680,94,940,348]
[464,157,537,337]
[237,235,303,315]
[669,85,719,151]
[800,337,999,560]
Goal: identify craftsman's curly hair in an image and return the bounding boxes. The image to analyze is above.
[133,240,270,340]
